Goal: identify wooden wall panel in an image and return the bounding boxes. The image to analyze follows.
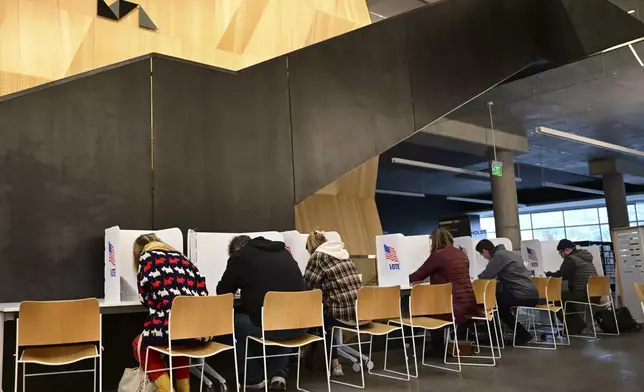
[295,158,382,256]
[0,0,370,96]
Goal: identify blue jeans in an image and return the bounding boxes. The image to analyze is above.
[324,316,352,360]
[235,313,307,383]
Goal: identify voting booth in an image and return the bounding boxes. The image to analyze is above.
[375,234,431,288]
[281,230,342,273]
[376,234,514,287]
[453,236,513,280]
[104,226,184,303]
[520,240,605,278]
[187,230,284,289]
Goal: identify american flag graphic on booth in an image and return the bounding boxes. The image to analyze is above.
[108,242,116,266]
[108,242,116,277]
[526,247,538,262]
[384,244,399,263]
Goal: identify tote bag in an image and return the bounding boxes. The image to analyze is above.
[118,337,158,392]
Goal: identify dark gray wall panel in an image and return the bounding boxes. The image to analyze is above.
[152,57,294,232]
[288,19,414,202]
[0,60,152,302]
[409,0,542,131]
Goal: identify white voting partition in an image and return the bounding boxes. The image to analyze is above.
[456,236,513,280]
[104,226,183,303]
[281,230,342,273]
[521,240,604,278]
[188,231,284,290]
[580,245,605,277]
[376,234,430,288]
[613,227,644,323]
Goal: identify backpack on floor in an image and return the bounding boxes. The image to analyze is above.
[596,307,641,334]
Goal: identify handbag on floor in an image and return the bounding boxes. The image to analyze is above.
[596,307,641,333]
[118,336,158,392]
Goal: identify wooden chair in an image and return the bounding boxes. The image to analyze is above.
[14,298,102,392]
[388,283,460,376]
[142,294,238,392]
[514,277,569,350]
[332,286,410,388]
[243,290,330,392]
[564,276,619,338]
[634,283,644,316]
[467,280,501,366]
[472,279,504,352]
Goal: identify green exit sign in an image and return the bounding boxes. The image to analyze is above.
[491,160,503,177]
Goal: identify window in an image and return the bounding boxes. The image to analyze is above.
[531,211,564,229]
[566,225,602,242]
[480,217,496,233]
[637,203,644,222]
[521,230,533,240]
[600,224,611,242]
[533,227,566,241]
[629,205,638,224]
[564,208,599,226]
[598,207,608,224]
[519,214,532,230]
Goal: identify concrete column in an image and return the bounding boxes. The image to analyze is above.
[602,172,630,230]
[489,149,521,250]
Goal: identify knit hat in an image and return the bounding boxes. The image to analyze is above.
[556,239,576,251]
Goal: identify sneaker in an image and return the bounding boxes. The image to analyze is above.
[269,376,286,391]
[246,380,266,389]
[332,363,344,377]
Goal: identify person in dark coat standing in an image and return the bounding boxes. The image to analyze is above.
[409,228,479,353]
[547,239,599,334]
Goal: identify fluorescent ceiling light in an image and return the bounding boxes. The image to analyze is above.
[376,189,425,197]
[542,181,605,196]
[369,11,387,19]
[446,196,527,208]
[629,9,636,14]
[392,158,522,182]
[535,127,644,158]
[629,44,644,66]
[600,37,644,53]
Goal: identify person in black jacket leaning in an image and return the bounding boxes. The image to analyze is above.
[546,239,599,334]
[217,236,307,391]
[476,239,540,345]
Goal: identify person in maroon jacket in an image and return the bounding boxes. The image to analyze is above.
[409,228,479,354]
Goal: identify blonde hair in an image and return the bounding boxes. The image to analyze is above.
[306,230,327,254]
[430,227,454,252]
[133,233,174,272]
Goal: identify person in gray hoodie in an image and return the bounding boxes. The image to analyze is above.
[546,239,599,334]
[476,239,540,344]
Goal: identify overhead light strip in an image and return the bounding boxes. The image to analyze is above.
[535,126,644,158]
[375,189,425,197]
[600,37,644,54]
[629,44,644,66]
[542,181,605,196]
[392,157,522,182]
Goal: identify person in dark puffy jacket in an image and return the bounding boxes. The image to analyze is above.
[410,228,479,354]
[547,239,599,334]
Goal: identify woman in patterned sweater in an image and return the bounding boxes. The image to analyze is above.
[303,230,362,377]
[132,234,209,392]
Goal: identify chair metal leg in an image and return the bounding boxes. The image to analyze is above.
[261,342,269,392]
[93,357,97,392]
[200,358,205,392]
[14,358,19,392]
[22,363,25,392]
[169,353,174,392]
[232,337,241,392]
[143,348,150,392]
[321,332,332,392]
[331,328,366,389]
[243,337,250,391]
